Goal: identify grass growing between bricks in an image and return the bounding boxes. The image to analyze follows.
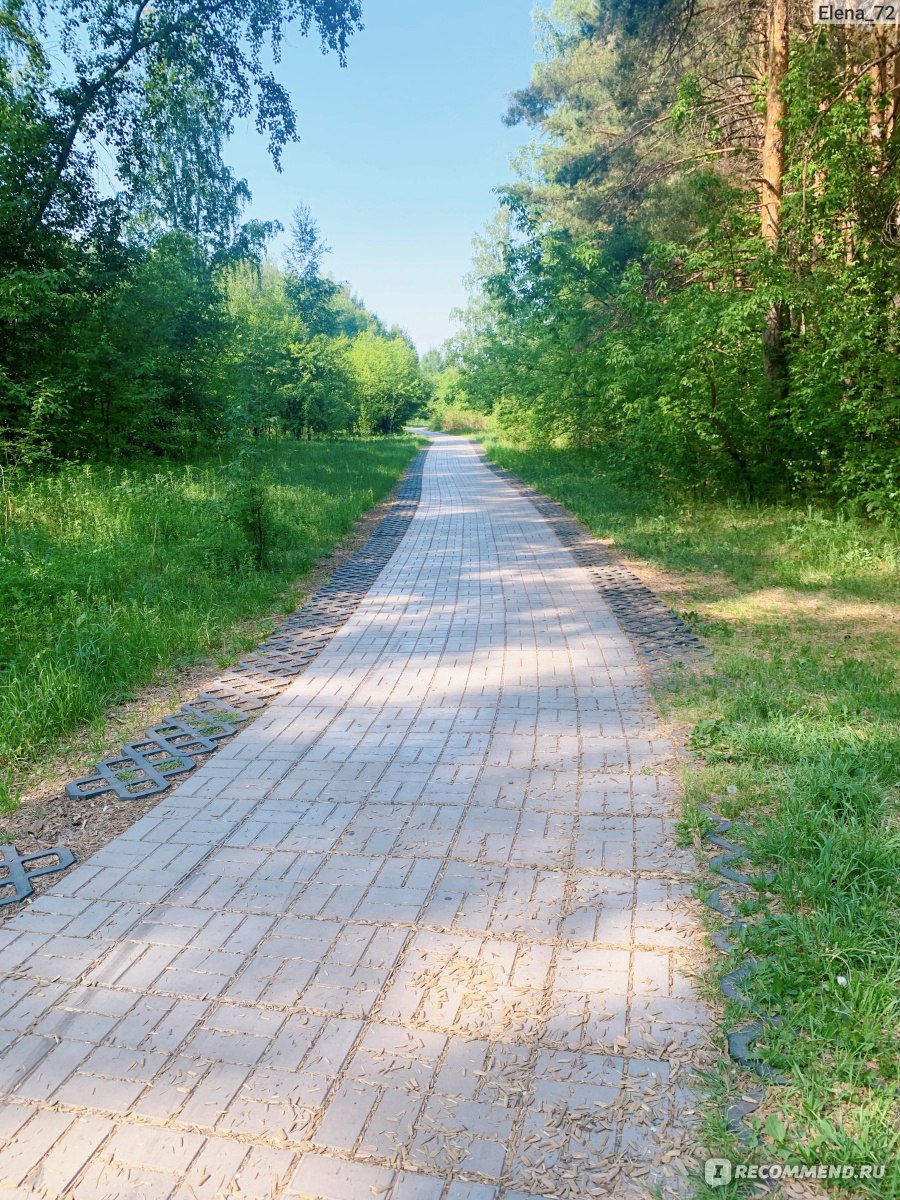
[481,436,900,1197]
[0,436,420,809]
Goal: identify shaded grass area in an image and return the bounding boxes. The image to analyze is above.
[482,437,900,1196]
[0,437,419,806]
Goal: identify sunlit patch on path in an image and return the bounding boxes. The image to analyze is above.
[0,434,712,1199]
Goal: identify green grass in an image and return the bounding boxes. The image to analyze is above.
[481,436,900,1197]
[0,437,420,806]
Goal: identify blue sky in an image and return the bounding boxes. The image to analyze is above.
[226,0,537,353]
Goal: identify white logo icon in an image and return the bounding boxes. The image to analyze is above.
[705,1158,733,1187]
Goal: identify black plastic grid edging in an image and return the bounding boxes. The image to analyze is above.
[0,846,76,907]
[697,803,788,1140]
[60,449,428,814]
[479,457,710,672]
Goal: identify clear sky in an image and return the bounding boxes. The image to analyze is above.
[226,0,537,354]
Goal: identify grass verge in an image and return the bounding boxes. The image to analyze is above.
[0,436,420,808]
[481,435,900,1197]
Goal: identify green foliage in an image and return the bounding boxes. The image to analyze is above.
[348,331,429,434]
[2,0,362,246]
[222,261,428,443]
[0,438,419,794]
[456,5,900,516]
[422,361,490,433]
[0,0,428,467]
[426,401,493,435]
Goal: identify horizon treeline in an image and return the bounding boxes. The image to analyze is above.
[0,0,426,468]
[439,0,900,517]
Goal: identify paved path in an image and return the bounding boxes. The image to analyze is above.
[0,435,710,1200]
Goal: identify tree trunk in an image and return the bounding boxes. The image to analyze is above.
[761,0,789,399]
[760,0,788,246]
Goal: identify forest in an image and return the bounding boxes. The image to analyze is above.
[0,9,427,463]
[435,0,900,518]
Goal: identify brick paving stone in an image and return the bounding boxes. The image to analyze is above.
[0,1104,35,1142]
[312,1080,380,1152]
[0,1110,74,1189]
[53,1070,148,1115]
[0,981,70,1032]
[13,1038,92,1101]
[0,434,711,1198]
[131,1056,209,1122]
[240,1063,332,1109]
[0,1037,54,1095]
[177,1138,253,1200]
[20,1114,114,1196]
[287,1153,445,1200]
[67,1158,176,1199]
[104,1123,204,1174]
[175,1061,250,1130]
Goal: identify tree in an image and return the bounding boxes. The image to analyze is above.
[120,60,260,256]
[286,334,354,437]
[761,0,789,396]
[14,0,362,239]
[348,332,426,434]
[223,261,303,437]
[284,204,341,334]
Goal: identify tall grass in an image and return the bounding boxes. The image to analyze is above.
[482,436,900,1195]
[0,438,419,799]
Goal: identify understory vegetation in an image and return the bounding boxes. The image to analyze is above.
[481,436,900,1194]
[0,437,419,807]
